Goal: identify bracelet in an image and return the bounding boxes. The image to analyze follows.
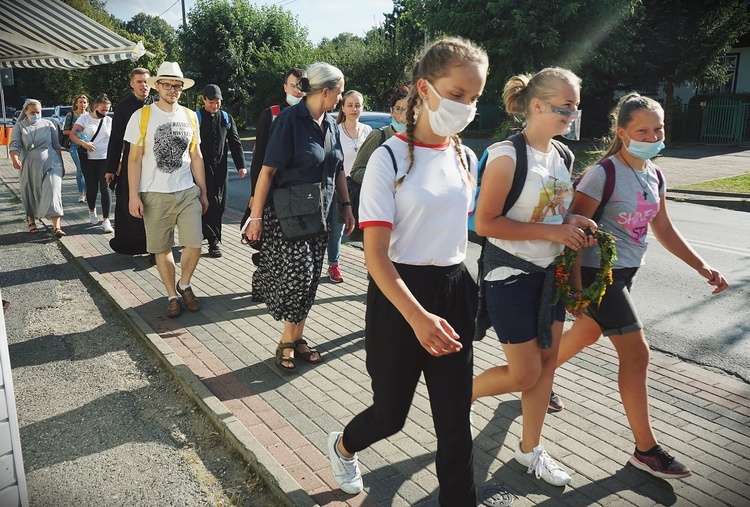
[341,201,352,207]
[248,217,262,221]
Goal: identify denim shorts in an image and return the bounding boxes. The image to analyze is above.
[582,266,642,336]
[484,271,566,344]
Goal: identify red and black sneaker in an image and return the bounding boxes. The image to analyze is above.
[629,445,692,479]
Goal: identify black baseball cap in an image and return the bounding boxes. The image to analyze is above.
[203,84,222,100]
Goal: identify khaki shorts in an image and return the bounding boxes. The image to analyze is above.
[141,186,202,254]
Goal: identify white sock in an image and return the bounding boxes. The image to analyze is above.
[178,281,190,291]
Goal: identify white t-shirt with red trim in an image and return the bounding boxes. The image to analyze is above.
[483,141,575,281]
[359,134,478,266]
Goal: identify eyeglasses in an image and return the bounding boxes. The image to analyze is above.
[158,82,184,92]
[541,99,581,118]
[392,106,406,113]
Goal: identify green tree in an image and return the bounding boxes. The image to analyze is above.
[180,0,312,119]
[125,13,180,62]
[624,0,750,141]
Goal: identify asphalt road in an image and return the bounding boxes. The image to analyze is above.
[0,188,278,506]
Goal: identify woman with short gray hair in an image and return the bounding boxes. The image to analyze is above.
[244,61,354,373]
[9,99,66,237]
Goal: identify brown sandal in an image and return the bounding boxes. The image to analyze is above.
[53,228,66,238]
[294,339,322,365]
[275,342,296,373]
[28,222,38,233]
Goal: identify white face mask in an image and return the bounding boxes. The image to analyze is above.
[424,81,476,136]
[286,93,302,106]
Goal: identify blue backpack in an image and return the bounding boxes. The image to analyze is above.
[195,109,230,129]
[468,133,573,243]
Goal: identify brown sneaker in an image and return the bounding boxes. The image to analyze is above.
[176,283,200,312]
[166,298,182,318]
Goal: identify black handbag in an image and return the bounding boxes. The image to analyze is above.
[272,133,331,241]
[77,116,104,159]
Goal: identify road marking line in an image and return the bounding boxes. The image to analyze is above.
[686,238,748,256]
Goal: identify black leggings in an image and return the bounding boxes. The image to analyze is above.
[342,263,478,506]
[81,157,110,217]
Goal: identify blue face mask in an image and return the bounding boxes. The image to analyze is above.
[391,118,406,133]
[286,93,302,106]
[625,134,665,160]
[27,115,39,123]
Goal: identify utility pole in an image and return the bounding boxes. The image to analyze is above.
[181,0,187,31]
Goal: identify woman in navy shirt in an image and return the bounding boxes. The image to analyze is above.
[244,62,355,373]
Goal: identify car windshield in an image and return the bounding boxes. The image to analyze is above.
[41,108,55,117]
[58,106,72,116]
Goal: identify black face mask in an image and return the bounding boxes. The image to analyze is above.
[95,110,106,119]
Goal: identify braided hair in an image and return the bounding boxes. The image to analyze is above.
[395,37,487,189]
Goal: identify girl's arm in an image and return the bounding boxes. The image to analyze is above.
[69,124,94,151]
[650,195,728,294]
[335,169,355,235]
[474,153,590,250]
[364,226,462,357]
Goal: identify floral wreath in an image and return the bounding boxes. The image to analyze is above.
[552,229,617,312]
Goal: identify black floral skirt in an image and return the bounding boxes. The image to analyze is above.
[252,203,327,324]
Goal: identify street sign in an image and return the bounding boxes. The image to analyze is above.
[0,70,13,87]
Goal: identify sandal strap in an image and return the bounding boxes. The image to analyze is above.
[293,338,308,347]
[278,342,295,350]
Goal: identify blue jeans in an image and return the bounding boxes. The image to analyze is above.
[68,146,85,194]
[327,201,346,265]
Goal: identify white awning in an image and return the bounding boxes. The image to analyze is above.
[0,0,149,70]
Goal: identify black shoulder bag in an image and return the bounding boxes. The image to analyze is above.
[77,117,104,159]
[271,131,331,241]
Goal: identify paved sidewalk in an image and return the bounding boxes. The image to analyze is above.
[2,151,750,506]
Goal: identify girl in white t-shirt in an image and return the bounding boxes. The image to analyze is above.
[70,93,114,233]
[471,68,596,487]
[327,90,372,283]
[327,38,486,505]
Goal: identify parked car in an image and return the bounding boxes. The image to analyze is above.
[52,105,72,129]
[327,110,392,130]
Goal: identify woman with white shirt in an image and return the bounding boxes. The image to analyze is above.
[471,68,596,488]
[70,93,114,233]
[326,90,371,283]
[327,37,486,504]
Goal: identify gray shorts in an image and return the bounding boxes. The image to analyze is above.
[140,186,202,253]
[582,266,642,336]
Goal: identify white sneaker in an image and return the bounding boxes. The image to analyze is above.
[77,195,86,203]
[101,219,113,233]
[328,431,363,494]
[515,441,571,486]
[89,211,100,225]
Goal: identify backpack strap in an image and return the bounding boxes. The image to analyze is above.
[136,104,151,151]
[182,106,198,153]
[590,158,617,224]
[503,132,528,216]
[270,104,281,120]
[379,126,387,146]
[195,109,202,126]
[654,165,664,193]
[551,139,574,171]
[382,144,399,175]
[221,110,230,129]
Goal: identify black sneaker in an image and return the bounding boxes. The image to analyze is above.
[209,242,222,258]
[629,445,692,479]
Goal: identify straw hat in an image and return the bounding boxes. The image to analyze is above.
[146,62,195,90]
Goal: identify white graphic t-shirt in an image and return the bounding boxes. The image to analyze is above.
[123,104,200,193]
[577,156,664,268]
[483,141,575,281]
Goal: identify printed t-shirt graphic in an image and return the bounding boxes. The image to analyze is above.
[153,121,192,174]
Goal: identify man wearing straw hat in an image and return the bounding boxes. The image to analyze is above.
[124,61,209,319]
